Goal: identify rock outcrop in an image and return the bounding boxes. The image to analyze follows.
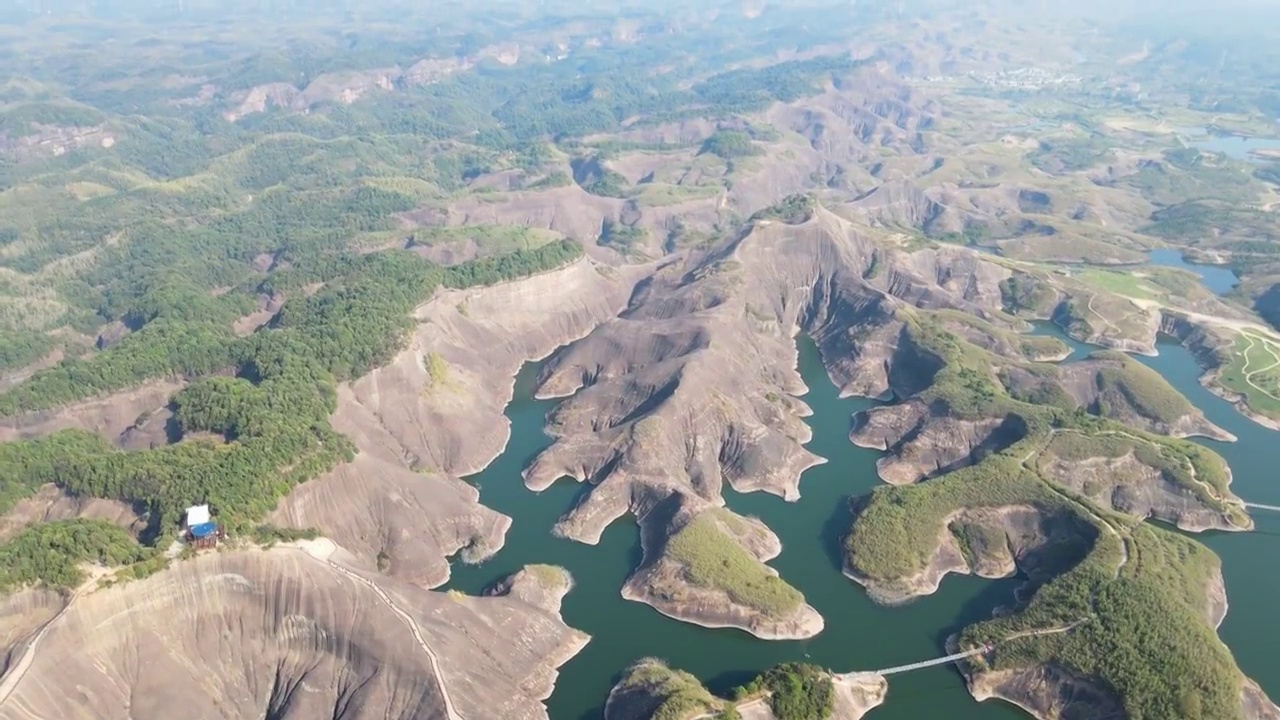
[272,257,643,584]
[622,501,822,640]
[1037,442,1246,533]
[967,664,1125,720]
[0,548,587,720]
[603,658,721,720]
[847,504,1096,606]
[851,401,1024,485]
[0,485,142,542]
[0,378,183,445]
[270,454,509,588]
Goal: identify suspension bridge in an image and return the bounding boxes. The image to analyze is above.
[871,645,993,676]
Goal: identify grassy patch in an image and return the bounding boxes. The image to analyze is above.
[616,658,721,720]
[1090,351,1199,425]
[1216,331,1280,421]
[635,183,721,207]
[409,224,561,254]
[424,351,452,390]
[666,513,802,617]
[525,563,570,589]
[1076,269,1158,301]
[1019,335,1070,361]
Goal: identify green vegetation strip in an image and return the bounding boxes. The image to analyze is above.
[666,514,802,617]
[741,663,835,720]
[0,519,162,592]
[0,241,581,587]
[845,307,1248,719]
[616,658,721,720]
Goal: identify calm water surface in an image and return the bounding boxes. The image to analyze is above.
[1031,322,1280,706]
[1189,133,1280,163]
[446,329,1280,718]
[1146,248,1240,294]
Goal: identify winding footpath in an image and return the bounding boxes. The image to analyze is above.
[299,540,464,720]
[0,580,95,706]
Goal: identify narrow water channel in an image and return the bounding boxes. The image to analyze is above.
[445,320,1280,719]
[1030,321,1280,705]
[446,339,1026,720]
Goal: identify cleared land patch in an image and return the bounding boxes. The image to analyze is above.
[1218,331,1280,421]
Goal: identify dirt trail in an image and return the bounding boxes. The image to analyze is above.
[1238,333,1280,401]
[0,567,111,706]
[691,697,768,720]
[1130,298,1280,340]
[298,539,463,720]
[0,597,71,705]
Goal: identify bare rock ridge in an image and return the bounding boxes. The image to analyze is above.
[271,257,645,586]
[0,548,586,720]
[513,205,1027,633]
[851,400,1025,485]
[967,663,1125,720]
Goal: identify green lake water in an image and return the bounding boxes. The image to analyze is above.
[445,329,1280,719]
[1189,132,1280,164]
[1146,249,1240,295]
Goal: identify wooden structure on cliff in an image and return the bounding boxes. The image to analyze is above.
[183,504,225,549]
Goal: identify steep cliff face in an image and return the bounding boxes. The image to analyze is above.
[967,664,1125,720]
[331,257,643,480]
[0,549,586,720]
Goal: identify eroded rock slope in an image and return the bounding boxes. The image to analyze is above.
[0,548,586,720]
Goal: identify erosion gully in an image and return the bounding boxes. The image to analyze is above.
[446,317,1279,719]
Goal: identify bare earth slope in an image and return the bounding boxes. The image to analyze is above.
[0,547,586,720]
[519,205,1018,635]
[270,257,644,585]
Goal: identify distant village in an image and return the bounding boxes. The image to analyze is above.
[911,67,1084,90]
